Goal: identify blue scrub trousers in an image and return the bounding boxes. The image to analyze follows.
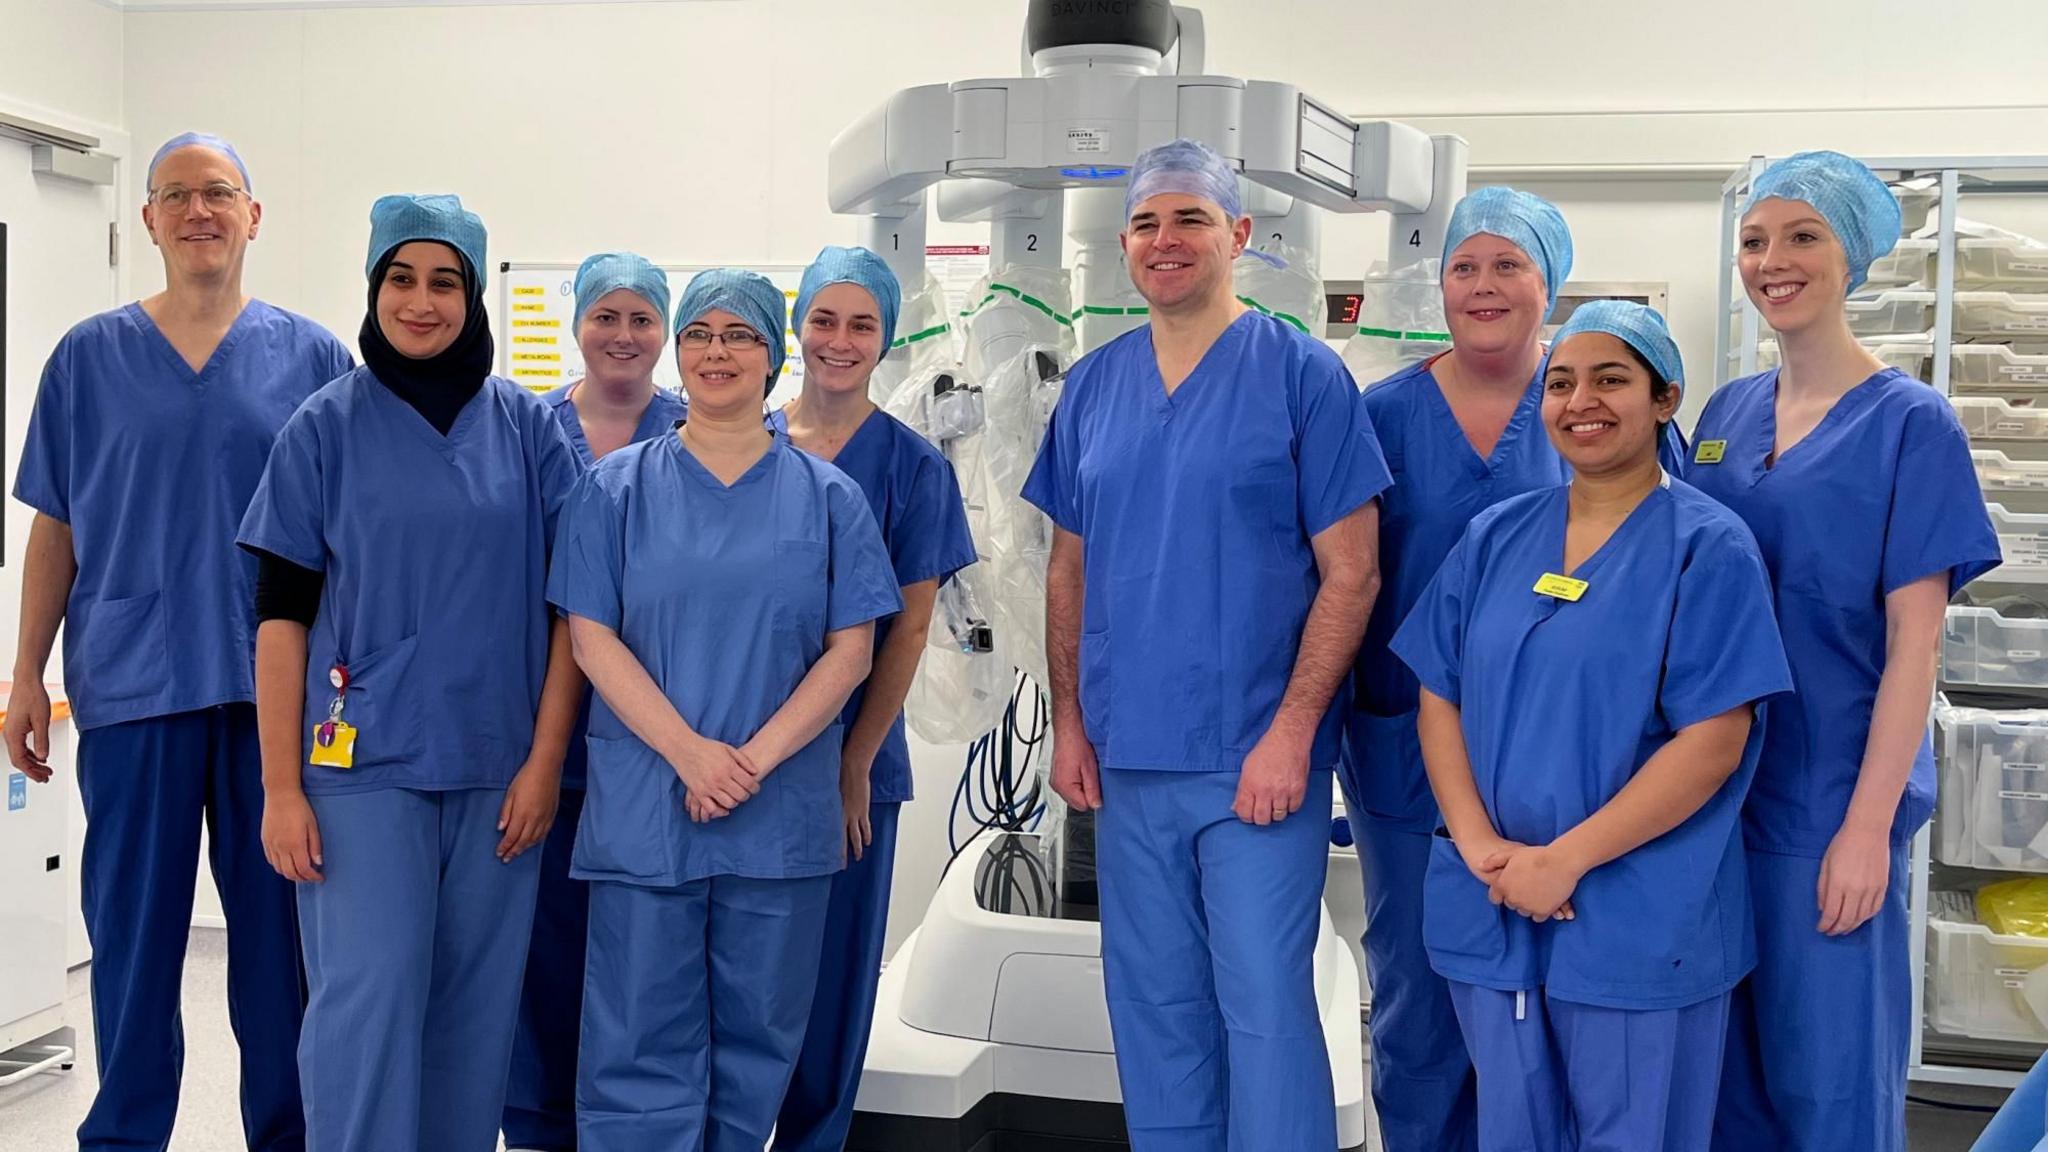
[75,704,305,1152]
[578,873,834,1152]
[1713,844,1911,1152]
[1449,982,1729,1152]
[503,785,589,1152]
[297,786,540,1152]
[1095,767,1337,1152]
[774,801,902,1152]
[1345,805,1479,1152]
[1972,1049,2048,1152]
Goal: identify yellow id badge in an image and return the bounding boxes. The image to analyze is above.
[310,722,357,769]
[1694,439,1727,464]
[1534,573,1589,602]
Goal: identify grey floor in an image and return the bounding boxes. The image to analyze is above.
[0,926,2014,1151]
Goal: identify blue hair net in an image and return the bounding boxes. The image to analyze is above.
[148,131,251,192]
[1549,300,1683,388]
[1442,187,1575,313]
[1745,151,1902,294]
[366,194,488,290]
[574,252,670,326]
[1125,137,1242,222]
[794,246,902,352]
[672,268,788,388]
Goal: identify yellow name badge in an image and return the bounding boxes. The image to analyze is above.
[309,722,357,769]
[1694,439,1727,464]
[1533,573,1589,602]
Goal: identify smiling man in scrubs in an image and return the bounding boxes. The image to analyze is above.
[5,131,353,1152]
[1022,137,1389,1151]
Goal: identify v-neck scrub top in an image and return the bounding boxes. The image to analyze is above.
[237,370,584,795]
[16,300,355,729]
[1021,310,1393,774]
[547,431,902,885]
[1392,478,1793,1008]
[1685,367,2000,854]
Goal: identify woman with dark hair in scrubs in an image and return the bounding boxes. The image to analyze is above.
[504,251,684,1152]
[552,268,901,1151]
[770,245,977,1152]
[238,193,586,1152]
[1691,152,2001,1152]
[1395,302,1792,1152]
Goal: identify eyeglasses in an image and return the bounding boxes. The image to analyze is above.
[148,183,247,212]
[678,327,770,350]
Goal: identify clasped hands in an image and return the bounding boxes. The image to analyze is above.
[1458,835,1583,924]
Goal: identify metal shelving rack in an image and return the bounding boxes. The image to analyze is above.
[1715,154,2048,1092]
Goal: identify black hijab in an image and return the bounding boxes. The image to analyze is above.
[359,242,494,436]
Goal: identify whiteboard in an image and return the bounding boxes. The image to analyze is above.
[497,261,808,404]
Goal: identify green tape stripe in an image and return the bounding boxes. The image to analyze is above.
[1237,296,1311,336]
[963,284,1076,328]
[1075,304,1151,317]
[889,322,952,349]
[1356,326,1451,342]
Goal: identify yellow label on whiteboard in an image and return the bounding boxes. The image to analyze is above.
[512,318,560,329]
[513,352,561,363]
[512,302,545,314]
[513,335,556,345]
[513,286,545,297]
[1533,573,1588,602]
[1694,439,1727,464]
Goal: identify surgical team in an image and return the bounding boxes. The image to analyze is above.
[3,128,1997,1152]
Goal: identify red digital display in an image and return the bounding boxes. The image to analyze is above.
[1327,293,1363,325]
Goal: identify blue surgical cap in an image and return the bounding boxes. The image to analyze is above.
[1442,187,1575,313]
[794,246,902,352]
[148,131,251,192]
[1746,150,1902,294]
[1125,137,1242,222]
[366,193,488,290]
[574,252,671,326]
[672,267,788,388]
[1550,300,1684,388]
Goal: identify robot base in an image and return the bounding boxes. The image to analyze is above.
[848,833,1367,1150]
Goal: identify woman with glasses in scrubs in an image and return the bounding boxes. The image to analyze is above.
[551,268,902,1152]
[1688,152,2002,1152]
[1394,301,1792,1152]
[504,251,685,1152]
[239,193,586,1152]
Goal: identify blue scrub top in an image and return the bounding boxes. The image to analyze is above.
[542,381,688,790]
[769,407,977,803]
[1685,367,2000,855]
[237,370,583,795]
[14,300,354,730]
[547,431,902,885]
[1344,357,1565,830]
[1021,311,1392,774]
[1393,478,1793,1010]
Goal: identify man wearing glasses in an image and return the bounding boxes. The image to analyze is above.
[6,131,354,1152]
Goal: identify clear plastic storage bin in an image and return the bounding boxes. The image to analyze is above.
[1961,238,2048,290]
[1976,450,2048,515]
[1845,290,1936,337]
[1955,345,2048,395]
[1936,701,2048,870]
[1867,238,1938,287]
[1989,503,2048,582]
[1958,293,2048,340]
[1927,910,2048,1042]
[1894,183,1939,238]
[1945,605,2048,690]
[1956,398,2048,442]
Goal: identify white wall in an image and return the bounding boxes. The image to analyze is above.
[106,0,2048,953]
